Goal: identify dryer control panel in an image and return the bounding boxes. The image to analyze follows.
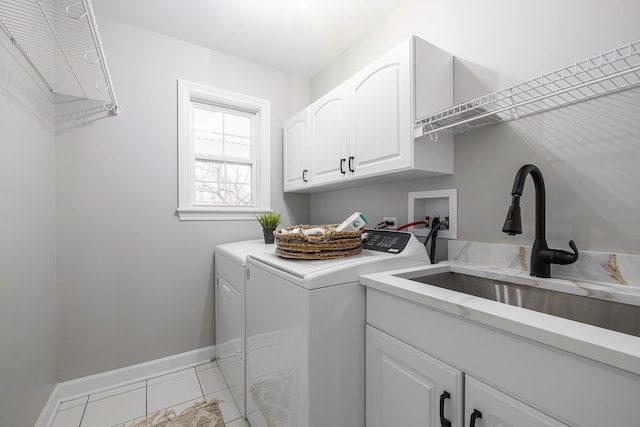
[362,229,413,254]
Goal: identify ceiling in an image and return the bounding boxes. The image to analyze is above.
[91,0,406,78]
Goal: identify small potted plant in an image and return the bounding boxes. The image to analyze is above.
[256,211,282,244]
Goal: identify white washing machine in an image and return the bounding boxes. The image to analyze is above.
[244,229,428,427]
[215,239,271,419]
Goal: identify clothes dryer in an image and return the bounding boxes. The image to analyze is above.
[215,239,270,419]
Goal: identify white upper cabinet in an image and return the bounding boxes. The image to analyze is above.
[309,83,349,186]
[283,36,453,193]
[282,108,310,192]
[348,38,411,179]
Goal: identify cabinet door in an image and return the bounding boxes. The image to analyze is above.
[309,83,349,185]
[465,376,566,427]
[348,38,412,180]
[282,108,309,191]
[366,325,463,427]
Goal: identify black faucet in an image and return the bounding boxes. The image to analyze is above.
[502,164,579,278]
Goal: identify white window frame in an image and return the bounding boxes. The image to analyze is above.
[177,79,271,221]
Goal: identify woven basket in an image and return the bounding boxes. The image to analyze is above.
[274,224,363,260]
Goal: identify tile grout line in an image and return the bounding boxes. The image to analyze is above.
[84,382,147,405]
[195,366,206,400]
[56,363,222,427]
[195,363,242,424]
[145,378,148,417]
[77,397,88,427]
[145,368,206,416]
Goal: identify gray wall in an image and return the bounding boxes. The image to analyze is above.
[0,35,57,426]
[309,0,640,255]
[55,17,310,381]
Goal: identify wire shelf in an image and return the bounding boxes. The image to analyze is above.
[0,0,119,115]
[415,40,640,136]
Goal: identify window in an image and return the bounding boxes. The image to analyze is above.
[177,80,271,220]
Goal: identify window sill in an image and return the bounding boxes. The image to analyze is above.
[177,207,271,221]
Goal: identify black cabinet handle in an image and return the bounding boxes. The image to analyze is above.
[439,391,451,427]
[348,156,355,172]
[302,169,308,182]
[470,409,482,427]
[340,158,346,174]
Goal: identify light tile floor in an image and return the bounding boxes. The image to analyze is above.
[50,361,250,427]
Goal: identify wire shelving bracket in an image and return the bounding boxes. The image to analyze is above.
[415,40,640,137]
[0,0,120,119]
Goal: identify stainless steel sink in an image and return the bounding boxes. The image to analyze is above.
[410,271,640,337]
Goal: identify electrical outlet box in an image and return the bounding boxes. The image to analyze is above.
[408,189,457,239]
[383,217,397,228]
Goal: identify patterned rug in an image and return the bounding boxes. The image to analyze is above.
[122,399,225,427]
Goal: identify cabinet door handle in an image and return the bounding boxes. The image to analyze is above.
[439,391,451,427]
[340,158,346,174]
[470,409,482,427]
[348,156,355,172]
[303,169,308,182]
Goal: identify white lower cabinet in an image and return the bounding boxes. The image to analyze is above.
[366,325,561,427]
[366,325,463,427]
[464,376,565,427]
[365,288,640,427]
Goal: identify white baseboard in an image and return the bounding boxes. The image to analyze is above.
[59,346,216,399]
[36,346,215,426]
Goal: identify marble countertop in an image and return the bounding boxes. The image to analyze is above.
[360,261,640,376]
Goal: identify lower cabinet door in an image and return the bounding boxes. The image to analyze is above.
[366,325,463,427]
[465,376,567,427]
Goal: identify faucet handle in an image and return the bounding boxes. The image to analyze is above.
[553,240,579,265]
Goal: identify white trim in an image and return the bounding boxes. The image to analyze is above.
[177,79,271,221]
[177,207,272,221]
[56,345,215,401]
[407,188,458,239]
[36,346,216,426]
